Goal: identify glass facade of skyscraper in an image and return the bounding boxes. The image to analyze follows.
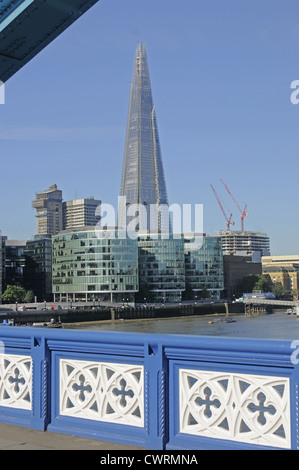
[24,235,52,301]
[138,234,185,303]
[52,229,138,302]
[49,45,225,305]
[184,235,224,299]
[119,43,170,233]
[51,230,224,303]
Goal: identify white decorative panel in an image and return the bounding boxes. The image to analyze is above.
[59,359,144,427]
[179,369,291,449]
[0,354,32,410]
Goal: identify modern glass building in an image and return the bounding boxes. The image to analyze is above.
[24,235,52,301]
[138,234,185,303]
[52,228,139,302]
[119,43,170,234]
[51,229,224,304]
[184,235,224,299]
[4,239,27,288]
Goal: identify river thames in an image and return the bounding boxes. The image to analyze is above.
[64,311,299,340]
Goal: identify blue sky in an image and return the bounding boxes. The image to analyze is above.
[1,0,299,255]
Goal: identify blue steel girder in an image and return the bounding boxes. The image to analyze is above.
[0,0,100,82]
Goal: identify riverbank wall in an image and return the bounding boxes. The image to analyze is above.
[0,302,245,325]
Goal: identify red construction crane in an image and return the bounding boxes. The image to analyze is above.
[210,184,234,231]
[220,179,248,231]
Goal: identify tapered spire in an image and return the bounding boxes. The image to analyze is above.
[119,43,169,233]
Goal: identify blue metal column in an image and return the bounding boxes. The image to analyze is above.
[30,334,50,431]
[144,340,168,449]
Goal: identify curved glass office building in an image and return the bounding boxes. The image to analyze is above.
[52,229,138,302]
[184,235,224,299]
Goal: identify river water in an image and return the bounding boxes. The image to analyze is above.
[64,311,299,340]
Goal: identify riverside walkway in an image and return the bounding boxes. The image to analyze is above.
[0,422,142,450]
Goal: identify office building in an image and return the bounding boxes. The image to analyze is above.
[223,254,262,299]
[262,255,299,296]
[24,235,52,301]
[63,197,101,232]
[138,234,185,303]
[119,42,170,233]
[4,239,27,288]
[32,184,63,235]
[184,235,224,299]
[52,228,139,302]
[51,229,227,304]
[219,230,270,258]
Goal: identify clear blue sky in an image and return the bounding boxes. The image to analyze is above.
[1,0,299,255]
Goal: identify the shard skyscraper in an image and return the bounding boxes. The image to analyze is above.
[118,43,170,234]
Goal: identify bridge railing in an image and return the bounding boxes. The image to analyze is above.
[0,326,298,450]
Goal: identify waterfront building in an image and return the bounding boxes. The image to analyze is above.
[219,230,270,257]
[184,234,224,300]
[24,235,52,301]
[119,42,170,233]
[138,233,185,303]
[63,197,101,232]
[32,184,63,236]
[262,255,299,297]
[51,229,227,304]
[52,228,139,302]
[223,253,262,299]
[4,239,27,288]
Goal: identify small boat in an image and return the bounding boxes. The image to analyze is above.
[209,318,236,324]
[46,320,62,328]
[32,319,62,328]
[0,319,14,326]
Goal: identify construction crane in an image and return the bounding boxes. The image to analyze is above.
[210,184,234,231]
[220,179,248,232]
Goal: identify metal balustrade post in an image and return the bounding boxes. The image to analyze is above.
[144,341,168,450]
[30,334,50,431]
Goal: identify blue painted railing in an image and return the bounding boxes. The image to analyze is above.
[0,326,298,450]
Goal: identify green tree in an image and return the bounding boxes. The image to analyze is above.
[253,274,272,293]
[272,282,285,299]
[24,289,35,303]
[238,274,260,294]
[291,288,298,300]
[182,282,193,300]
[2,285,26,304]
[135,283,153,303]
[200,288,211,299]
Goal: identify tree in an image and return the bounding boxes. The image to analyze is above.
[291,288,298,300]
[135,283,153,303]
[200,288,211,299]
[253,274,272,293]
[182,282,193,300]
[2,285,26,304]
[238,274,260,294]
[272,282,285,299]
[24,289,35,303]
